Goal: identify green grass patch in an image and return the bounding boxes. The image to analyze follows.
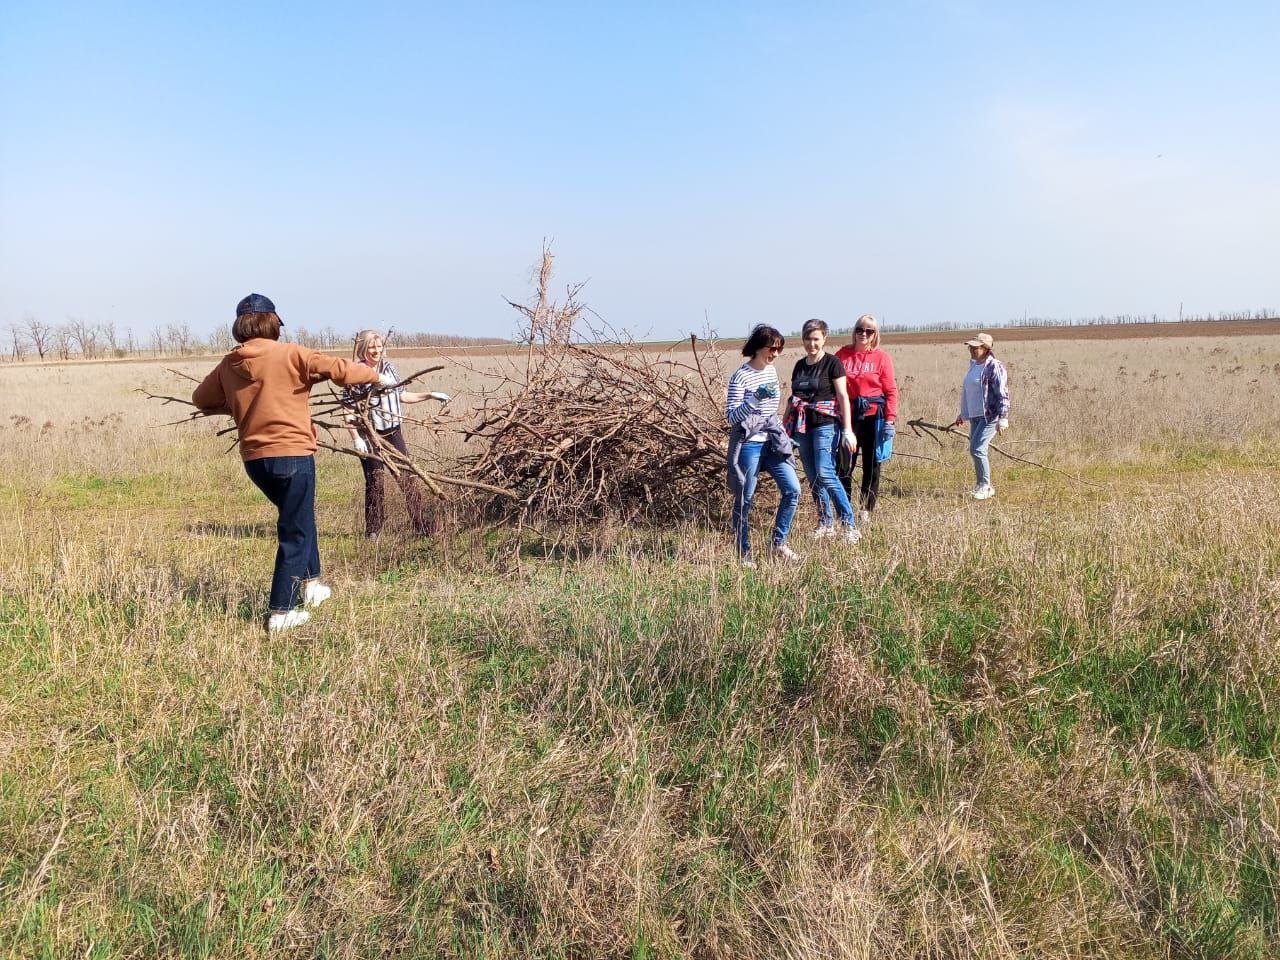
[49,473,171,507]
[6,447,1280,956]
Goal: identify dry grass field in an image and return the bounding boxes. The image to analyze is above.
[2,331,1280,958]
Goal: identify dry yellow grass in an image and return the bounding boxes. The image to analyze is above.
[2,334,1279,958]
[5,331,1280,480]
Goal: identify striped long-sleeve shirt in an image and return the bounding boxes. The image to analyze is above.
[725,362,780,441]
[342,359,404,432]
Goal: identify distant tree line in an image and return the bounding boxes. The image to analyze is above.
[1,316,509,362]
[800,307,1278,338]
[990,307,1279,329]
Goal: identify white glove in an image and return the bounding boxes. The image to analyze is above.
[842,429,857,451]
[427,391,452,403]
[378,372,397,387]
[997,418,1009,434]
[353,435,369,455]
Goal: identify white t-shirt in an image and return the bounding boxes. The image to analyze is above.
[960,361,985,421]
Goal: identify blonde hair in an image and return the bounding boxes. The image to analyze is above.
[853,314,881,350]
[351,329,384,363]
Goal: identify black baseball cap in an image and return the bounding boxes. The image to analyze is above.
[236,293,279,320]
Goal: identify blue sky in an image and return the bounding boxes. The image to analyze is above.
[2,1,1277,340]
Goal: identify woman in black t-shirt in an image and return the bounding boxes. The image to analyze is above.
[785,319,860,542]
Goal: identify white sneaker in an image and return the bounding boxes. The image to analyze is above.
[740,557,758,569]
[840,525,862,545]
[303,581,332,608]
[771,543,802,563]
[858,510,872,525]
[266,610,311,633]
[971,484,995,501]
[810,526,836,540]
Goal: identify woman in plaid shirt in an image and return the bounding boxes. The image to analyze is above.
[343,330,450,536]
[952,332,1010,500]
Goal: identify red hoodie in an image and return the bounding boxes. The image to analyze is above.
[192,339,381,461]
[834,346,898,421]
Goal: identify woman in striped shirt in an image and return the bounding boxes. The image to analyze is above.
[343,330,450,537]
[725,325,802,566]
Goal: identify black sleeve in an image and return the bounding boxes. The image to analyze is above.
[826,353,844,386]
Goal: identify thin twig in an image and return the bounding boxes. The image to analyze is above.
[905,417,1107,489]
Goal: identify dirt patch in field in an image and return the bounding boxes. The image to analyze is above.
[580,318,1280,354]
[404,317,1280,360]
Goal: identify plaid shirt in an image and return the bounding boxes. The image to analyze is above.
[972,356,1010,422]
[342,359,404,432]
[962,358,1008,422]
[783,396,838,435]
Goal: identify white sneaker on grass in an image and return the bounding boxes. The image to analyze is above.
[971,484,996,500]
[771,543,802,563]
[266,609,311,633]
[740,557,758,570]
[810,526,836,540]
[840,525,862,545]
[858,510,872,525]
[303,580,332,608]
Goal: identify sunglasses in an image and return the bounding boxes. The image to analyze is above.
[854,327,876,335]
[767,345,782,353]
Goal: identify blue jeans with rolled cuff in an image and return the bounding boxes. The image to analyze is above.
[244,455,319,612]
[968,416,999,488]
[730,441,801,557]
[795,422,855,528]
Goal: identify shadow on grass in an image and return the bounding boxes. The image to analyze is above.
[182,580,262,623]
[519,534,609,563]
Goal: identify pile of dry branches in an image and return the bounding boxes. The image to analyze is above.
[309,366,513,499]
[460,249,731,524]
[143,363,510,502]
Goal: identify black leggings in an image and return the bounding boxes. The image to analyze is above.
[837,417,882,513]
[360,427,429,535]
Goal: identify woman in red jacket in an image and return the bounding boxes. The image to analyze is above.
[834,314,898,523]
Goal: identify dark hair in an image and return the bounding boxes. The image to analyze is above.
[801,318,828,338]
[232,311,282,343]
[742,324,785,358]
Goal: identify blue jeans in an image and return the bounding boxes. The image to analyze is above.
[731,441,801,557]
[795,422,854,528]
[968,416,998,488]
[244,455,320,612]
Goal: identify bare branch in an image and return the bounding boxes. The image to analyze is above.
[904,418,1107,488]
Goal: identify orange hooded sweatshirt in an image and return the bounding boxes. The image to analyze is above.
[192,339,382,461]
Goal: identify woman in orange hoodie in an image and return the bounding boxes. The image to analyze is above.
[192,294,389,633]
